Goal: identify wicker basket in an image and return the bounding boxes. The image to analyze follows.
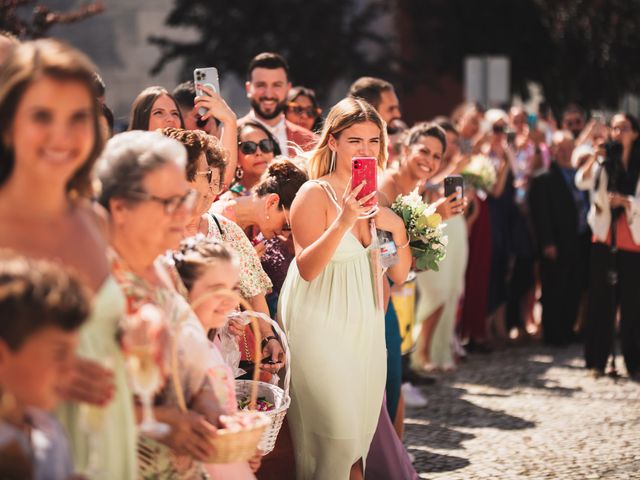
[235,312,291,455]
[171,293,271,464]
[207,411,271,464]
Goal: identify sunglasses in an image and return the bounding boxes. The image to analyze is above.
[287,103,321,118]
[127,189,197,214]
[564,119,583,128]
[239,139,275,155]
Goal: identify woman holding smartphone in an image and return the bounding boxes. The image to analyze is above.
[278,97,411,480]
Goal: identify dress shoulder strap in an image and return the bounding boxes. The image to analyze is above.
[309,179,341,212]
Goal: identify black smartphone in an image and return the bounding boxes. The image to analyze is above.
[444,175,464,200]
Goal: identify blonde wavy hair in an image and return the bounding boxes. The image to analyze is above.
[308,97,388,179]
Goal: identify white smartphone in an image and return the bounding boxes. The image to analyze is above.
[193,67,220,116]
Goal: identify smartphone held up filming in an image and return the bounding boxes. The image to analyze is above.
[444,175,464,200]
[193,67,220,116]
[351,156,378,207]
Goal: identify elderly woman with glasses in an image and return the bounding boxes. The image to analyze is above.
[96,130,232,478]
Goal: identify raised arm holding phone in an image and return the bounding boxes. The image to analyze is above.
[192,68,238,189]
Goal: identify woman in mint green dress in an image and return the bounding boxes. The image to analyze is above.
[0,40,136,478]
[278,97,411,480]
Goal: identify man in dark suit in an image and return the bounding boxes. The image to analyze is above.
[528,130,591,345]
[240,52,316,156]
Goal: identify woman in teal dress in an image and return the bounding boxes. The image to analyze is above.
[278,97,411,480]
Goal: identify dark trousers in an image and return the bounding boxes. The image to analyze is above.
[540,256,580,345]
[584,242,640,374]
[507,255,535,330]
[539,234,590,345]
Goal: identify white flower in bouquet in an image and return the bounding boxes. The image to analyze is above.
[461,154,497,193]
[391,189,448,271]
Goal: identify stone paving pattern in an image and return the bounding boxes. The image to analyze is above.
[404,343,640,479]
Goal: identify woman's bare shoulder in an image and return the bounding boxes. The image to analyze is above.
[294,180,329,203]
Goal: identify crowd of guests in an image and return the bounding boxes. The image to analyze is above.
[0,30,639,480]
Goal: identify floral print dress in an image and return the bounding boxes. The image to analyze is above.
[111,252,238,479]
[205,212,272,300]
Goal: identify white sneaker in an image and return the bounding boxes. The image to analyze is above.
[401,382,428,408]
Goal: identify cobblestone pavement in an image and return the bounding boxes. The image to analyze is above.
[404,342,640,479]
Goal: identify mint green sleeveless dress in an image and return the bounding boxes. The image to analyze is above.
[278,181,386,480]
[57,276,137,479]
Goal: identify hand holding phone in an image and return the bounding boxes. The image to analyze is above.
[351,157,378,207]
[338,175,378,228]
[193,67,220,116]
[444,175,464,200]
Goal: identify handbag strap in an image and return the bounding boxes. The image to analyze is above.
[206,212,225,237]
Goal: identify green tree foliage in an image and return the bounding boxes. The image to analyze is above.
[148,0,394,99]
[152,0,640,111]
[400,0,640,111]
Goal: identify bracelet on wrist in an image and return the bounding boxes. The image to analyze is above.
[397,237,410,249]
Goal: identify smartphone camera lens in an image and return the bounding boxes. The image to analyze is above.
[354,161,360,169]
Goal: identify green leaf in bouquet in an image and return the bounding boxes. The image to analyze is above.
[410,245,428,255]
[415,255,430,271]
[402,207,412,225]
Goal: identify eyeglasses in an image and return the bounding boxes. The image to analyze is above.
[282,209,291,232]
[613,125,632,133]
[196,170,226,193]
[127,189,197,214]
[239,139,275,155]
[287,103,321,118]
[196,169,213,184]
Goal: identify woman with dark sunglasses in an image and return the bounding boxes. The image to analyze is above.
[285,86,323,133]
[219,120,282,202]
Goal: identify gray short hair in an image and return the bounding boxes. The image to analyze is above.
[96,131,187,211]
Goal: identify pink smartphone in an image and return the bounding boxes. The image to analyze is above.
[352,156,378,207]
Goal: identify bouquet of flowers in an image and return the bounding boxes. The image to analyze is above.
[461,154,497,193]
[391,190,448,271]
